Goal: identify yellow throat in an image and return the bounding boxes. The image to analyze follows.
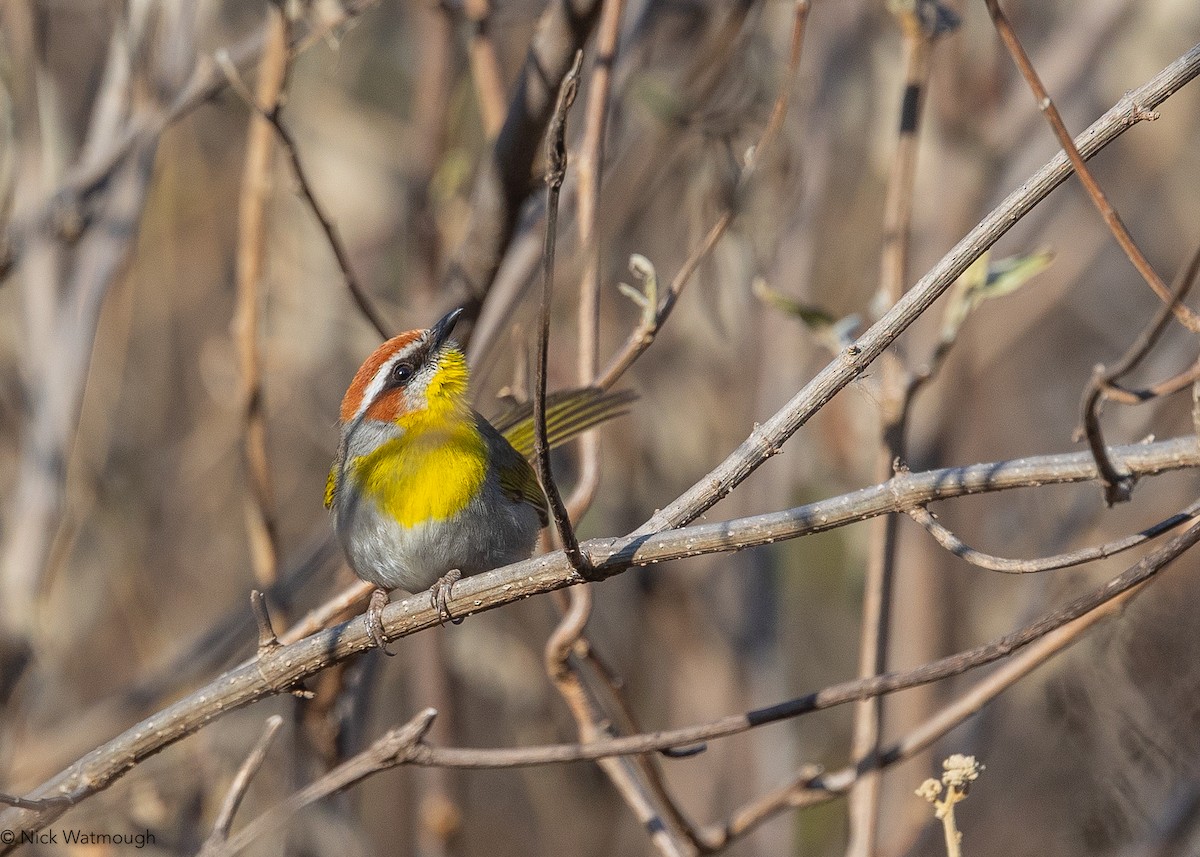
[350,350,487,528]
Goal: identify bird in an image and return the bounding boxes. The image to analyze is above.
[326,307,634,650]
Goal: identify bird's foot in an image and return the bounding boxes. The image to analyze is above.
[367,588,397,656]
[430,569,464,625]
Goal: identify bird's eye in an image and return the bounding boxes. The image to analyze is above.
[391,362,415,384]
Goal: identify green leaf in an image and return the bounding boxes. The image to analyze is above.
[753,277,836,328]
[940,249,1053,345]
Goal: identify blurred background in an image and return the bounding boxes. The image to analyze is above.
[2,0,1200,854]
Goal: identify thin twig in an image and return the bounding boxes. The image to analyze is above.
[1101,358,1200,405]
[552,9,694,846]
[534,50,589,575]
[983,0,1200,333]
[551,10,625,831]
[463,0,507,137]
[249,590,280,656]
[569,0,626,520]
[206,710,438,857]
[216,57,393,340]
[234,3,289,589]
[1080,239,1200,503]
[595,0,811,391]
[199,715,284,854]
[908,501,1200,573]
[848,8,943,849]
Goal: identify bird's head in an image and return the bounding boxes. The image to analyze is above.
[339,307,469,427]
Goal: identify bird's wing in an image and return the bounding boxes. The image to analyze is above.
[491,387,636,461]
[479,415,549,526]
[323,465,338,510]
[324,435,347,510]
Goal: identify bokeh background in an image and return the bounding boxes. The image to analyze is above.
[3,1,1200,855]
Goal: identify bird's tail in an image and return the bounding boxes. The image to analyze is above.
[492,387,637,462]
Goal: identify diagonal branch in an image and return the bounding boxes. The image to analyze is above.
[983,0,1200,333]
[639,39,1200,535]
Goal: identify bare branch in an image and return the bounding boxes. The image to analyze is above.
[908,501,1200,573]
[198,715,284,855]
[216,54,394,340]
[233,3,289,588]
[534,50,590,575]
[640,40,1200,535]
[205,710,437,857]
[983,0,1200,332]
[4,432,1199,840]
[1080,239,1200,503]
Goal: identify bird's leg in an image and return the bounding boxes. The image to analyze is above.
[367,588,396,656]
[429,569,464,625]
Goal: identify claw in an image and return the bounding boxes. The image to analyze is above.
[367,588,397,656]
[429,569,464,625]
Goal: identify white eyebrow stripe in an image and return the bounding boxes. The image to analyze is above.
[354,337,426,420]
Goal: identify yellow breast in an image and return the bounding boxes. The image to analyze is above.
[350,417,487,528]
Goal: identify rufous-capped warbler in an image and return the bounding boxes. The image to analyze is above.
[326,307,633,649]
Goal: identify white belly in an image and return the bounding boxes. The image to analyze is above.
[335,474,541,593]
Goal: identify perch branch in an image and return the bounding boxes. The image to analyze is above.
[164,523,1200,857]
[4,433,1200,839]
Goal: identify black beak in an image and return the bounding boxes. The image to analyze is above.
[428,307,464,350]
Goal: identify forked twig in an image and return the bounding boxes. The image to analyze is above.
[1080,240,1200,504]
[205,710,437,857]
